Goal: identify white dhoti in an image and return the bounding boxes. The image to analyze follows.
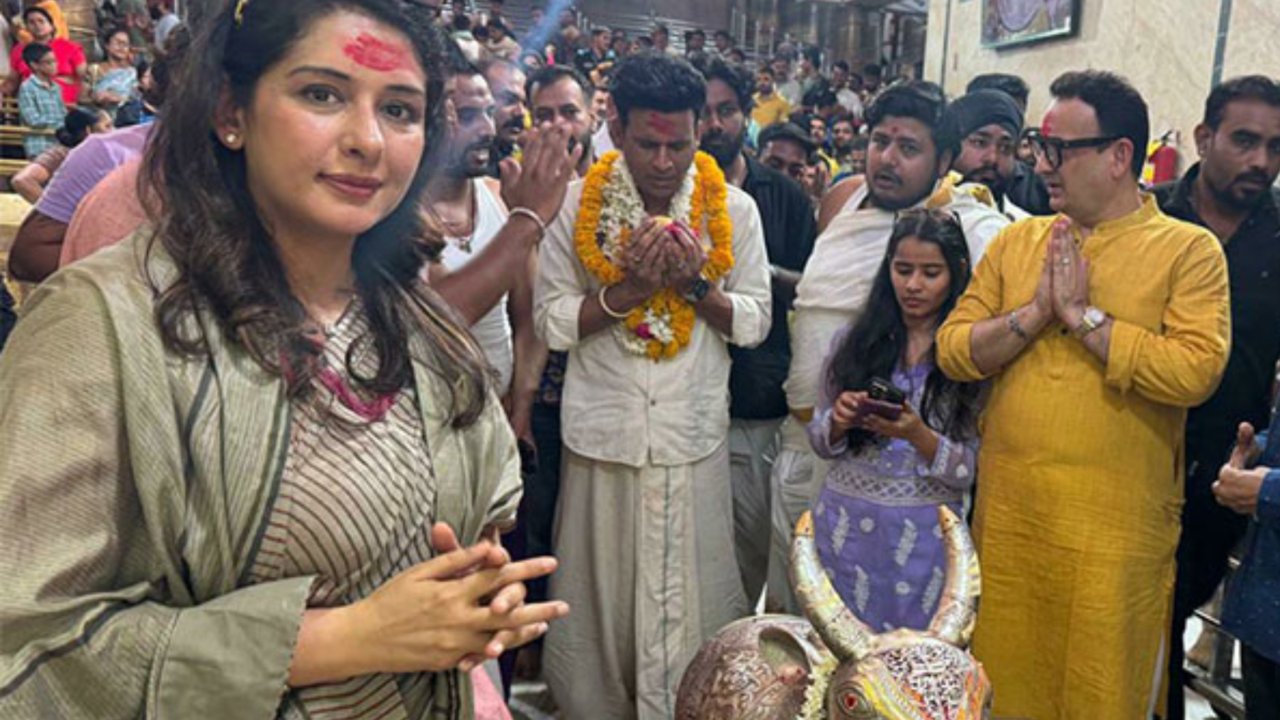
[544,442,749,720]
[729,417,783,606]
[765,416,828,614]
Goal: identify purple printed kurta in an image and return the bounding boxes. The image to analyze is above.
[807,341,977,632]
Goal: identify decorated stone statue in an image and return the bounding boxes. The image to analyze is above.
[676,507,993,720]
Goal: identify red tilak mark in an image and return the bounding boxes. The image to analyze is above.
[645,111,678,137]
[343,33,411,73]
[1040,113,1054,135]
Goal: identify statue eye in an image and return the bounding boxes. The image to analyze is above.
[831,681,874,718]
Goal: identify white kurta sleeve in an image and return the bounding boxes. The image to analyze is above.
[956,195,1011,263]
[533,184,589,352]
[719,189,772,349]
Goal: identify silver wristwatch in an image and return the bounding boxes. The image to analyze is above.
[1072,306,1107,338]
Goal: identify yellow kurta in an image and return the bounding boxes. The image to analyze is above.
[936,195,1230,720]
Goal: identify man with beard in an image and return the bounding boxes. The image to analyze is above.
[529,65,596,177]
[519,64,596,643]
[967,72,1054,215]
[424,61,540,439]
[750,65,791,130]
[828,111,863,176]
[535,52,771,719]
[699,57,818,605]
[950,88,1031,219]
[1153,75,1280,720]
[773,55,803,108]
[482,57,528,164]
[767,81,1008,613]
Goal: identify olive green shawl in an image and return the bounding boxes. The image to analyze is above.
[0,233,521,718]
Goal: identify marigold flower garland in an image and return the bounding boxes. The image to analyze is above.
[574,150,734,360]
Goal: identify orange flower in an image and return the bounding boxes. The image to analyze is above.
[574,151,735,360]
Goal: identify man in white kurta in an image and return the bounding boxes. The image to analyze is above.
[766,82,1012,613]
[534,54,772,720]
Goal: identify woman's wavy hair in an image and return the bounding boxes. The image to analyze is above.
[143,0,491,427]
[827,208,981,453]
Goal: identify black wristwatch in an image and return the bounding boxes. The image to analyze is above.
[682,277,711,303]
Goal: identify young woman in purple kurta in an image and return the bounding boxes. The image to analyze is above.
[806,208,983,632]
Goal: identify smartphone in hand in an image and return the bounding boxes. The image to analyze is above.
[850,376,906,423]
[852,398,904,423]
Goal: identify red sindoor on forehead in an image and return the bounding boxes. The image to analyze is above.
[645,111,680,137]
[343,32,412,73]
[1040,112,1054,135]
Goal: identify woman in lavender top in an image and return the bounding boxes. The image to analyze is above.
[806,208,983,633]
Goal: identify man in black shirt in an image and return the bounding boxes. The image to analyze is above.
[574,27,614,79]
[1154,75,1280,720]
[698,57,819,603]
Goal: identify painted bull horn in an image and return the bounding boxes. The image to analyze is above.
[790,512,876,662]
[926,505,982,648]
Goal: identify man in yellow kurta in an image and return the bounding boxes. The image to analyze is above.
[936,70,1231,720]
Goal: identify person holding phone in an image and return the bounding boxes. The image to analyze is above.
[805,208,983,632]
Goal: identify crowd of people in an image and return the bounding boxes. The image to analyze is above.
[1,0,174,157]
[0,1,1278,720]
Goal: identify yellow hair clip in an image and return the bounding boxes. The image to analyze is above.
[234,0,250,26]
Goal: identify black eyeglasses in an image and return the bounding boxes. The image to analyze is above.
[1022,128,1122,170]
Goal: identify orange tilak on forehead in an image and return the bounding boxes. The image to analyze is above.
[343,32,412,73]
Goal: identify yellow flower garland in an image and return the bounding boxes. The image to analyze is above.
[574,150,735,360]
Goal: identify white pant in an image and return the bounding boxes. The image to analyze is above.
[545,443,748,720]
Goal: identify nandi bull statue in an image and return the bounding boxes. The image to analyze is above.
[675,506,992,720]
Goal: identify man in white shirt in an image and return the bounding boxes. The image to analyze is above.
[772,56,803,108]
[766,81,1011,612]
[831,59,865,121]
[535,53,772,720]
[149,0,180,48]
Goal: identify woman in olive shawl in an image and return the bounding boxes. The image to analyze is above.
[0,0,579,717]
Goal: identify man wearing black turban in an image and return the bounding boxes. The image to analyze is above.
[950,89,1033,217]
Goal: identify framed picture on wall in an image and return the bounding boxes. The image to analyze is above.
[981,0,1080,49]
